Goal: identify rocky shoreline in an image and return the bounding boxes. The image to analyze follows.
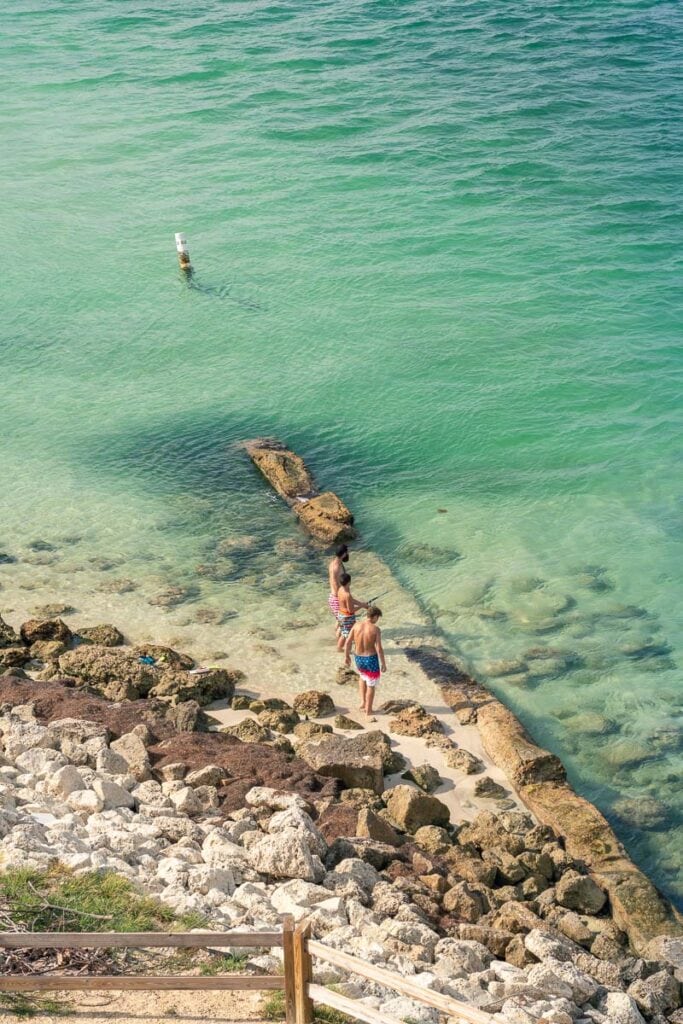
[0,610,682,1024]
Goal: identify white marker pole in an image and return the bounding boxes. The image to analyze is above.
[175,232,191,272]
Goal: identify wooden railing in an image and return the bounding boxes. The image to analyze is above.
[0,918,494,1024]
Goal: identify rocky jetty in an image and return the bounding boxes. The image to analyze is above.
[404,644,683,957]
[0,610,682,1024]
[245,437,356,543]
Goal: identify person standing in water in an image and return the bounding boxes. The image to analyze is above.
[328,544,349,636]
[336,572,369,651]
[344,606,386,720]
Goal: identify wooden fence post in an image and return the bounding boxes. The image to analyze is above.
[282,915,297,1024]
[294,922,314,1024]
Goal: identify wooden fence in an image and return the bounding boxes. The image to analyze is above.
[0,919,493,1024]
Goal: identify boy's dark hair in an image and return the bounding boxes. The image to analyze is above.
[335,544,349,558]
[339,572,351,587]
[367,606,382,620]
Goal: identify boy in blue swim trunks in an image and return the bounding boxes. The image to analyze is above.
[344,606,386,720]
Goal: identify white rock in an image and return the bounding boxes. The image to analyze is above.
[187,865,236,896]
[67,790,104,816]
[48,765,86,799]
[95,747,130,775]
[433,938,493,974]
[202,830,250,870]
[92,777,135,810]
[170,786,202,816]
[110,732,151,781]
[15,748,66,780]
[157,857,190,888]
[524,928,575,963]
[248,827,324,883]
[491,960,526,982]
[376,918,440,962]
[186,765,228,788]
[268,807,327,858]
[270,879,331,914]
[382,996,438,1023]
[1,721,54,759]
[526,964,575,1001]
[245,786,311,813]
[332,858,380,895]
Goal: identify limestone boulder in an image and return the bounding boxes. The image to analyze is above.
[402,764,442,793]
[295,493,355,544]
[0,615,20,649]
[149,668,240,706]
[627,971,680,1016]
[268,807,326,858]
[247,441,315,499]
[220,719,270,743]
[245,787,312,814]
[414,825,452,854]
[77,624,124,647]
[110,732,152,782]
[293,690,335,717]
[46,718,109,766]
[293,721,333,740]
[389,704,443,738]
[58,645,158,700]
[442,881,486,922]
[644,936,683,971]
[20,618,72,646]
[356,808,402,847]
[30,640,66,663]
[248,827,324,883]
[604,992,647,1024]
[444,748,485,774]
[92,777,135,811]
[384,785,450,832]
[298,733,385,794]
[556,869,607,915]
[258,709,300,734]
[185,765,229,788]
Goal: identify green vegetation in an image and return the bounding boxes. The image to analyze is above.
[261,990,352,1024]
[0,868,207,1017]
[0,994,68,1019]
[262,990,286,1020]
[0,867,206,933]
[199,953,249,976]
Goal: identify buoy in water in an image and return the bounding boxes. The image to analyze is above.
[175,232,192,273]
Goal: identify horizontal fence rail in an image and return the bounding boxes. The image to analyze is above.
[0,923,289,996]
[0,930,284,950]
[0,917,494,1024]
[308,938,493,1024]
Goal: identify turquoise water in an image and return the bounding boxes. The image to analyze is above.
[1,1,682,903]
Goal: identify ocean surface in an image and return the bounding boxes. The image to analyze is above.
[1,0,682,905]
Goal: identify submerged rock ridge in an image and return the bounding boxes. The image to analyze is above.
[244,437,356,543]
[0,665,681,1024]
[405,644,683,955]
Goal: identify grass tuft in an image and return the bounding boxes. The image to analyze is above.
[199,954,249,976]
[0,867,207,933]
[0,993,69,1018]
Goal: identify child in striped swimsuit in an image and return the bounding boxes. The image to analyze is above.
[336,572,369,652]
[328,544,349,636]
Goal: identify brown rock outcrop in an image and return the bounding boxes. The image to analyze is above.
[245,438,356,543]
[412,638,683,954]
[298,732,385,794]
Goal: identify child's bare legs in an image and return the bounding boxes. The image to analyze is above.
[358,677,367,711]
[364,683,377,717]
[337,632,346,652]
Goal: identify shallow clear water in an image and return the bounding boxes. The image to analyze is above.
[1,0,682,904]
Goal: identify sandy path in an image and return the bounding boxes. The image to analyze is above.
[0,988,267,1024]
